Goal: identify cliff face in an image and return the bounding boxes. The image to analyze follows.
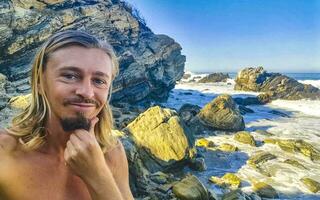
[0,0,185,103]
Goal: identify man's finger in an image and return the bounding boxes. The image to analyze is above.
[89,117,99,134]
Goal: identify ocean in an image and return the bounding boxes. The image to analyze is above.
[162,72,320,199]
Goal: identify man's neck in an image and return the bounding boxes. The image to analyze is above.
[39,116,71,158]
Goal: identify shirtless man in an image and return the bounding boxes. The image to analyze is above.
[0,30,134,200]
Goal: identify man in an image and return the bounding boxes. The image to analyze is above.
[0,30,134,200]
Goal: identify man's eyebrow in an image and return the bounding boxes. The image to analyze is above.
[58,66,109,78]
[58,66,81,72]
[93,71,110,78]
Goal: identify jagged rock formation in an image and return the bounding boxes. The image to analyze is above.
[0,0,185,103]
[234,67,320,100]
[198,72,229,83]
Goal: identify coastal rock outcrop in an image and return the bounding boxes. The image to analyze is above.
[234,67,320,100]
[193,94,245,132]
[125,106,195,172]
[0,0,185,103]
[198,73,229,83]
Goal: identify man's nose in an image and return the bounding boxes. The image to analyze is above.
[75,79,94,99]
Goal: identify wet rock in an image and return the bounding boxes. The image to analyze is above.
[283,159,307,170]
[276,139,320,161]
[247,151,276,168]
[189,157,207,171]
[234,67,320,100]
[195,138,215,148]
[252,182,279,199]
[238,105,254,115]
[300,177,320,193]
[218,143,238,152]
[172,175,209,200]
[198,73,229,83]
[125,106,195,172]
[263,138,278,144]
[210,173,241,189]
[178,103,201,123]
[234,131,256,146]
[197,94,245,131]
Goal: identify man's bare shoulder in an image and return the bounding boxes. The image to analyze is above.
[0,129,18,154]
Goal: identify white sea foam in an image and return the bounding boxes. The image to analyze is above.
[164,80,320,199]
[298,80,320,89]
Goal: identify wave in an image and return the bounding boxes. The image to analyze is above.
[270,99,320,117]
[298,80,320,89]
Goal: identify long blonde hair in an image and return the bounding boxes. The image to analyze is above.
[7,30,119,152]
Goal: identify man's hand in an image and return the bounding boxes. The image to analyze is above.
[64,117,107,180]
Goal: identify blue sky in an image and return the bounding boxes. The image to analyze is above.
[126,0,320,73]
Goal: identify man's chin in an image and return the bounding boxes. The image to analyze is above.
[60,112,91,132]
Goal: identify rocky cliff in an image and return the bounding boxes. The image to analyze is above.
[0,0,185,103]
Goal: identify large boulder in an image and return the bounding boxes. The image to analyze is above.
[195,94,245,132]
[234,67,320,100]
[0,0,185,103]
[125,106,195,172]
[198,73,229,83]
[172,175,209,200]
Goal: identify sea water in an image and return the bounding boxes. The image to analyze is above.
[163,72,320,199]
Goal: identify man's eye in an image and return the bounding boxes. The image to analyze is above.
[62,73,78,80]
[93,78,107,86]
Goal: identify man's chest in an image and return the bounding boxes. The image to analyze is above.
[0,156,92,200]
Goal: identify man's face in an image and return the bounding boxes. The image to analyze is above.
[42,45,113,131]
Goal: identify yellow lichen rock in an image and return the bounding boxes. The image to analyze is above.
[9,94,31,110]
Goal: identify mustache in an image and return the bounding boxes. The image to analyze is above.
[63,97,100,107]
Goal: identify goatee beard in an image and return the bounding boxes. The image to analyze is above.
[60,112,91,132]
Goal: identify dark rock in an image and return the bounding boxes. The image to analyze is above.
[238,105,254,115]
[172,175,209,200]
[198,73,229,83]
[0,0,185,104]
[234,67,320,100]
[188,157,207,171]
[178,103,201,123]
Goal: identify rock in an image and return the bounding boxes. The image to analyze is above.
[222,189,255,200]
[234,131,256,146]
[195,138,214,148]
[197,94,245,131]
[247,151,276,168]
[149,171,170,184]
[300,177,320,193]
[125,106,195,172]
[283,159,307,170]
[8,94,31,110]
[210,173,241,189]
[189,157,207,171]
[263,138,278,144]
[178,103,201,123]
[0,73,9,110]
[218,143,238,152]
[234,67,320,100]
[252,182,279,198]
[182,73,191,79]
[238,105,254,115]
[0,0,186,104]
[198,73,229,83]
[275,139,320,161]
[172,175,209,200]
